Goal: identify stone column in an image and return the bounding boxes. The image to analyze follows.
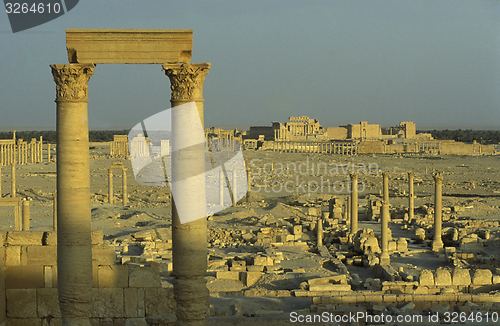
[380,200,390,265]
[47,144,51,162]
[51,63,94,326]
[350,173,358,235]
[317,217,323,246]
[432,173,444,253]
[382,171,389,203]
[164,63,210,326]
[22,199,30,231]
[122,168,128,207]
[346,196,351,224]
[108,168,114,204]
[0,165,2,198]
[11,162,15,198]
[408,172,414,221]
[53,192,57,231]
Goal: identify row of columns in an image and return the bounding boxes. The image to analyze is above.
[273,141,357,155]
[345,171,444,265]
[0,138,49,166]
[108,164,128,206]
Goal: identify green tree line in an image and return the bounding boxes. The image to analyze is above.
[419,129,500,144]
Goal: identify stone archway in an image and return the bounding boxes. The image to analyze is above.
[51,29,209,326]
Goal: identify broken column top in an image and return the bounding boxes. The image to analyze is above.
[66,29,193,64]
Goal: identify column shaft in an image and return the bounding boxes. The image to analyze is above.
[11,162,15,198]
[108,169,113,204]
[408,172,414,221]
[122,168,128,206]
[52,63,94,326]
[380,200,390,265]
[432,173,444,252]
[22,200,30,231]
[350,173,358,235]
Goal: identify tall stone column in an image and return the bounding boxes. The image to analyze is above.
[164,63,210,326]
[48,144,51,162]
[408,172,414,221]
[432,173,444,253]
[122,168,128,207]
[382,171,389,203]
[22,199,30,231]
[108,168,114,204]
[350,173,358,235]
[11,161,15,198]
[380,200,390,265]
[51,63,94,326]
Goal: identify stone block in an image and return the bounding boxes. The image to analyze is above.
[37,288,60,317]
[246,265,264,272]
[6,289,37,317]
[293,225,302,235]
[98,265,129,288]
[26,246,57,265]
[452,268,471,286]
[240,272,262,287]
[92,230,104,246]
[124,319,148,326]
[308,275,347,285]
[92,246,116,265]
[66,29,193,64]
[145,287,175,317]
[5,246,21,266]
[434,268,452,286]
[6,319,41,326]
[309,284,351,292]
[472,269,492,285]
[92,288,124,318]
[5,265,44,289]
[216,271,240,280]
[252,256,267,266]
[128,266,161,288]
[124,287,139,318]
[43,232,57,246]
[137,288,145,317]
[6,232,44,246]
[419,269,434,286]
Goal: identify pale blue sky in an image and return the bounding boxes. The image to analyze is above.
[0,0,499,131]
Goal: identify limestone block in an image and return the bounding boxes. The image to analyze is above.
[128,265,161,288]
[137,288,145,317]
[396,238,408,252]
[240,272,262,287]
[124,319,148,326]
[388,241,397,252]
[493,275,500,284]
[308,207,321,216]
[293,225,302,235]
[472,269,492,285]
[253,256,267,266]
[246,265,264,272]
[6,318,41,326]
[92,230,104,246]
[5,246,21,266]
[92,288,124,318]
[37,288,60,317]
[6,288,37,317]
[6,232,43,246]
[66,29,193,64]
[43,232,57,246]
[419,270,435,286]
[124,287,140,318]
[229,266,246,272]
[26,246,57,265]
[5,265,44,289]
[98,265,129,288]
[452,269,471,286]
[308,275,347,285]
[92,246,116,265]
[434,268,452,286]
[145,287,175,317]
[309,284,351,292]
[216,271,240,280]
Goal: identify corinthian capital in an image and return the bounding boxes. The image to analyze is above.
[51,64,95,102]
[162,63,210,101]
[433,173,443,183]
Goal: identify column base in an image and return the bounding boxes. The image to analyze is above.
[432,240,444,253]
[380,253,390,266]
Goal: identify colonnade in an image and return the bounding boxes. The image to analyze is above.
[0,137,49,166]
[273,141,357,155]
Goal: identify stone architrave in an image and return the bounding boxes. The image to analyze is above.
[66,29,193,64]
[432,173,444,253]
[163,63,210,326]
[51,63,94,326]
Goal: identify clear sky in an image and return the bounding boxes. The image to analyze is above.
[0,0,499,131]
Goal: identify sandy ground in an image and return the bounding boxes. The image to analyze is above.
[2,145,500,318]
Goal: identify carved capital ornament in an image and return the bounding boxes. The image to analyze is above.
[163,63,210,101]
[51,64,95,102]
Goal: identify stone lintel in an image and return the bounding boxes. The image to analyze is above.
[66,29,193,64]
